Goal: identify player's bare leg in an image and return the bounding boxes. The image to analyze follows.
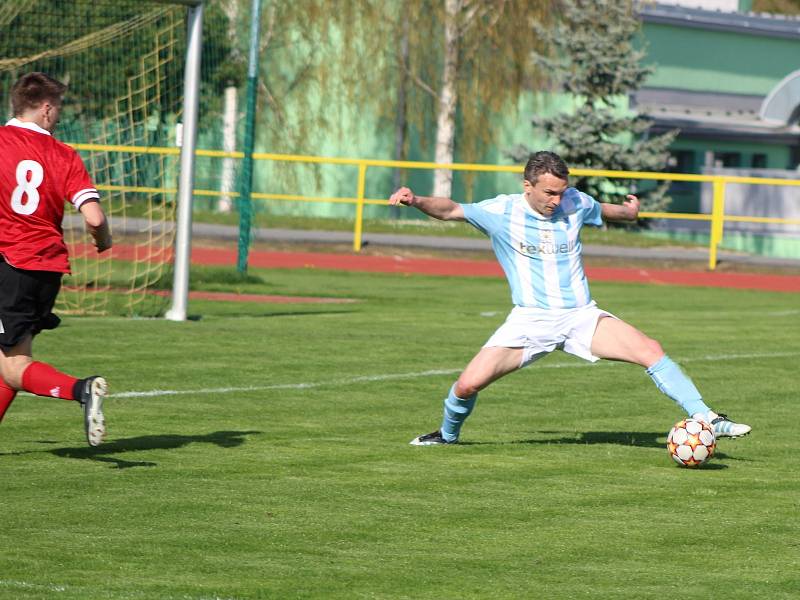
[411,346,524,445]
[589,316,663,367]
[0,337,30,423]
[0,335,107,445]
[455,346,526,398]
[0,335,33,389]
[591,316,750,438]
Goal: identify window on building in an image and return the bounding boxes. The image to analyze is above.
[790,146,800,170]
[666,150,698,211]
[714,152,741,168]
[668,150,696,173]
[751,154,767,168]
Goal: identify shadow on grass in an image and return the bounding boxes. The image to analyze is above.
[462,430,742,466]
[47,430,262,469]
[516,430,667,448]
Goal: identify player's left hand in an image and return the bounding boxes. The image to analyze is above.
[622,194,640,220]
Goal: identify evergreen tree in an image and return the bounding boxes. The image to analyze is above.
[753,0,800,15]
[509,0,677,212]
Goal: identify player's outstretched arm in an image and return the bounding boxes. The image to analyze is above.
[601,194,639,223]
[80,201,112,253]
[389,186,465,221]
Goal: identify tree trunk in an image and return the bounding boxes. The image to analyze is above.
[218,0,241,213]
[218,84,238,213]
[392,15,410,217]
[433,0,460,199]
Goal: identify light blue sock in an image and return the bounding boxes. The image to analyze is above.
[440,384,477,442]
[646,355,710,416]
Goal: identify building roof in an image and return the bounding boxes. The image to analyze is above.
[632,87,800,142]
[639,2,800,39]
[636,3,800,140]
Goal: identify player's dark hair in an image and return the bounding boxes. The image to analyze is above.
[11,72,67,116]
[524,151,569,185]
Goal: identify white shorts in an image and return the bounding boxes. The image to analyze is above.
[483,301,617,367]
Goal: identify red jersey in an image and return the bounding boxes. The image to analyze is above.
[0,119,99,273]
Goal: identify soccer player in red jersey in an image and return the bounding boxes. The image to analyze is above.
[0,72,112,446]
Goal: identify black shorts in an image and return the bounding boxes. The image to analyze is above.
[0,257,62,352]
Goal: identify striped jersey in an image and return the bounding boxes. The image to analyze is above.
[462,188,603,309]
[0,118,100,273]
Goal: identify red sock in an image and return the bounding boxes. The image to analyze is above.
[0,378,16,421]
[21,361,79,401]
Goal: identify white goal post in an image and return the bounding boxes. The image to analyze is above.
[163,0,203,322]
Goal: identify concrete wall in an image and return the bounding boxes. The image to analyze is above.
[700,167,800,234]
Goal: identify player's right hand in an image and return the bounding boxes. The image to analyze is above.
[389,186,416,207]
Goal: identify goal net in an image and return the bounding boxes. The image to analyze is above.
[0,0,197,316]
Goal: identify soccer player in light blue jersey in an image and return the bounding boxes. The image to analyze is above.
[389,151,751,445]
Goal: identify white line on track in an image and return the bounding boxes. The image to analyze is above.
[110,351,800,399]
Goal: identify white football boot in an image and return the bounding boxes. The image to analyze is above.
[692,410,751,439]
[80,376,107,447]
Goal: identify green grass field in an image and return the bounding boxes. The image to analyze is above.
[1,265,798,599]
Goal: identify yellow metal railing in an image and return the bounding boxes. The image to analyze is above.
[69,143,800,270]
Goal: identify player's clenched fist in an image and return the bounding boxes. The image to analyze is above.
[389,186,416,207]
[622,194,640,220]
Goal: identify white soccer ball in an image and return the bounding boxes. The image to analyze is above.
[667,418,716,468]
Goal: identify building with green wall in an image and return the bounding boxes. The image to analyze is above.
[637,3,800,212]
[232,1,800,234]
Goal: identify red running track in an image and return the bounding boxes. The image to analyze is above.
[71,243,800,293]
